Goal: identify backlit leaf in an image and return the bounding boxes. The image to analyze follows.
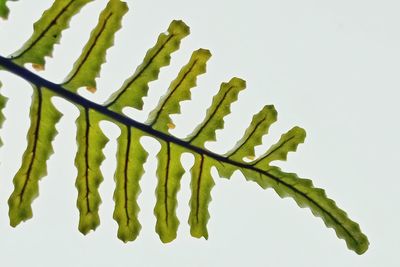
[154,142,185,243]
[62,0,128,92]
[188,154,214,239]
[186,77,246,147]
[0,1,369,254]
[10,0,93,67]
[147,49,211,132]
[113,126,148,242]
[105,20,190,112]
[75,108,108,234]
[8,88,61,226]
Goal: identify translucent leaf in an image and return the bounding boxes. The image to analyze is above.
[0,1,369,254]
[62,0,128,92]
[154,142,185,243]
[146,49,211,132]
[75,108,108,234]
[237,166,369,255]
[8,88,62,226]
[188,154,214,239]
[226,105,277,161]
[0,0,16,19]
[113,126,148,242]
[186,77,246,147]
[105,20,190,112]
[253,126,306,168]
[10,0,93,66]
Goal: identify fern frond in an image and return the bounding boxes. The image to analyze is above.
[0,0,369,255]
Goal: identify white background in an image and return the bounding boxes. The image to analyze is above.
[0,0,399,266]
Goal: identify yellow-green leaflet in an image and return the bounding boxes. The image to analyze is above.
[0,81,7,146]
[105,20,190,112]
[189,154,214,239]
[186,77,246,147]
[147,49,211,132]
[225,105,277,161]
[0,0,13,19]
[113,126,148,242]
[75,108,108,234]
[154,143,185,243]
[215,122,368,254]
[8,88,61,227]
[10,0,93,67]
[239,166,369,255]
[63,0,128,92]
[253,126,306,167]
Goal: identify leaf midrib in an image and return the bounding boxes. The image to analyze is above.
[84,107,91,214]
[0,55,359,246]
[20,87,42,201]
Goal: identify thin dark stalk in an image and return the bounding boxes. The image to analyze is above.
[0,55,357,244]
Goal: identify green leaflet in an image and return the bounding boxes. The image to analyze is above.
[225,105,277,161]
[186,77,246,147]
[10,0,93,67]
[147,49,211,132]
[75,108,108,234]
[113,126,148,242]
[63,0,128,92]
[215,123,368,254]
[8,88,62,227]
[0,81,7,146]
[154,142,185,243]
[238,166,369,255]
[105,20,190,112]
[0,0,14,19]
[253,126,306,168]
[189,154,214,239]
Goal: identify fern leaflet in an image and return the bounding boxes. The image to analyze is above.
[0,0,369,255]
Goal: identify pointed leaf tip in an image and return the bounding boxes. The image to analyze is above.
[228,77,246,89]
[194,48,212,61]
[168,20,190,36]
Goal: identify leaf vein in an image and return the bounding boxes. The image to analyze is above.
[20,87,42,201]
